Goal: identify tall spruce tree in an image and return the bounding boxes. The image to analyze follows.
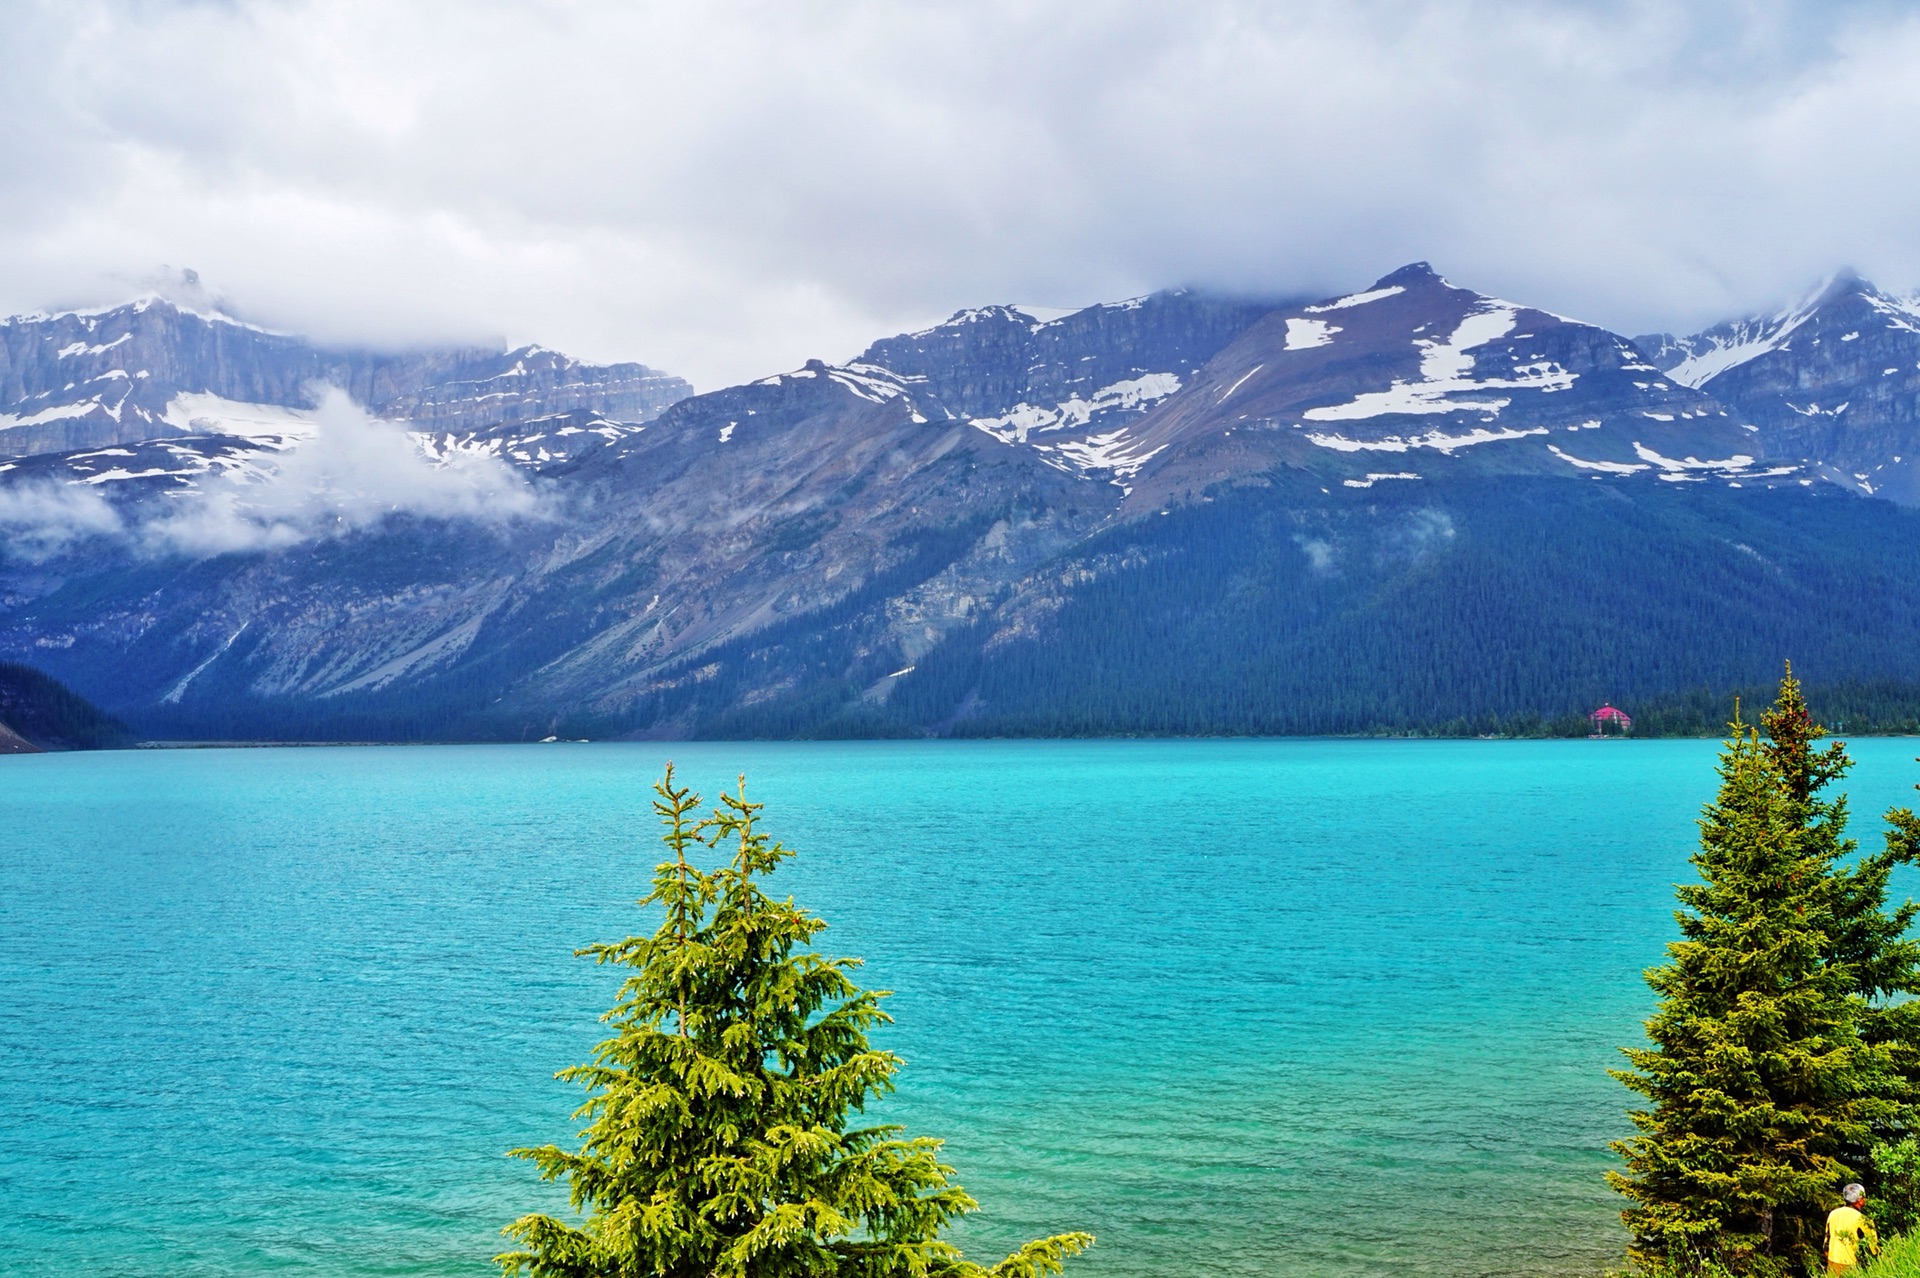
[499,766,1092,1278]
[1609,670,1920,1275]
[1763,671,1920,1162]
[1609,706,1873,1274]
[1864,804,1920,1136]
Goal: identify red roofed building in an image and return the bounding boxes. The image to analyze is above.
[1590,704,1633,737]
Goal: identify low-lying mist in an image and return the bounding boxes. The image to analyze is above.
[0,387,541,562]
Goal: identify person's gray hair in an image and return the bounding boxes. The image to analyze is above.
[1845,1183,1866,1204]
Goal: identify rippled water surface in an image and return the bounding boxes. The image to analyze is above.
[7,738,1920,1277]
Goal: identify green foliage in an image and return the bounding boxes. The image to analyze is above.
[1865,1227,1920,1276]
[1608,669,1916,1276]
[1627,683,1920,740]
[498,766,1092,1278]
[872,480,1920,740]
[0,660,135,749]
[1874,1140,1920,1239]
[1606,1256,1742,1278]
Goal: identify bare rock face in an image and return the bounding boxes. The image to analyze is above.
[1639,272,1920,503]
[370,345,691,431]
[0,297,691,457]
[857,291,1279,421]
[1109,263,1776,512]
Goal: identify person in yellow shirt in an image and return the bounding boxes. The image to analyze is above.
[1827,1182,1879,1273]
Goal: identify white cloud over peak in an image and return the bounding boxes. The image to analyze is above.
[143,387,540,555]
[0,481,125,559]
[0,388,538,559]
[2,1,1919,387]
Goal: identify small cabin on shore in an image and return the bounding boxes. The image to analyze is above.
[1589,704,1633,737]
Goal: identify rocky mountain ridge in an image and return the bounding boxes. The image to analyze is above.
[6,265,1920,740]
[0,295,691,460]
[1637,272,1920,502]
[1101,263,1790,511]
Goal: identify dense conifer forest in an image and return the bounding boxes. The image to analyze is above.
[716,478,1920,741]
[116,477,1920,743]
[0,662,136,750]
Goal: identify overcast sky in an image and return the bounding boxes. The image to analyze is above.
[4,0,1919,389]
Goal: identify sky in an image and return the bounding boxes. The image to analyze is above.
[5,0,1920,390]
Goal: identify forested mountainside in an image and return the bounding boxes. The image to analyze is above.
[6,266,1920,740]
[0,662,135,751]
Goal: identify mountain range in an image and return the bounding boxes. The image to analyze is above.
[6,264,1920,740]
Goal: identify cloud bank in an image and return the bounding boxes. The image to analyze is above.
[3,2,1920,387]
[0,481,125,559]
[0,388,538,559]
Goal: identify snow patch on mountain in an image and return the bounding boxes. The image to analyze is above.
[1304,285,1406,313]
[1548,446,1649,474]
[1049,429,1167,479]
[1632,442,1756,472]
[1666,326,1805,388]
[0,401,102,430]
[162,392,322,441]
[1661,281,1842,388]
[1302,304,1575,421]
[969,373,1183,444]
[10,292,287,336]
[827,362,914,404]
[67,439,279,487]
[904,305,1034,338]
[1215,366,1263,405]
[413,415,645,469]
[1550,444,1783,483]
[1306,425,1549,454]
[1284,318,1340,350]
[1863,292,1920,335]
[56,334,132,359]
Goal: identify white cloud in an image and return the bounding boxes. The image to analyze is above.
[0,481,125,560]
[2,1,1919,387]
[141,387,539,554]
[0,388,538,559]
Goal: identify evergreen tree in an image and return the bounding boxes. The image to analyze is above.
[1608,706,1874,1274]
[1761,669,1920,1168]
[499,766,1093,1278]
[1866,804,1920,1136]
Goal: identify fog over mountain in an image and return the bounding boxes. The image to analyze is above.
[7,2,1920,387]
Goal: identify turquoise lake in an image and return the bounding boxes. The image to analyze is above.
[7,738,1920,1277]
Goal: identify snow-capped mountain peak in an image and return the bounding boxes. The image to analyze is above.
[1085,264,1779,506]
[0,295,691,472]
[1644,270,1920,501]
